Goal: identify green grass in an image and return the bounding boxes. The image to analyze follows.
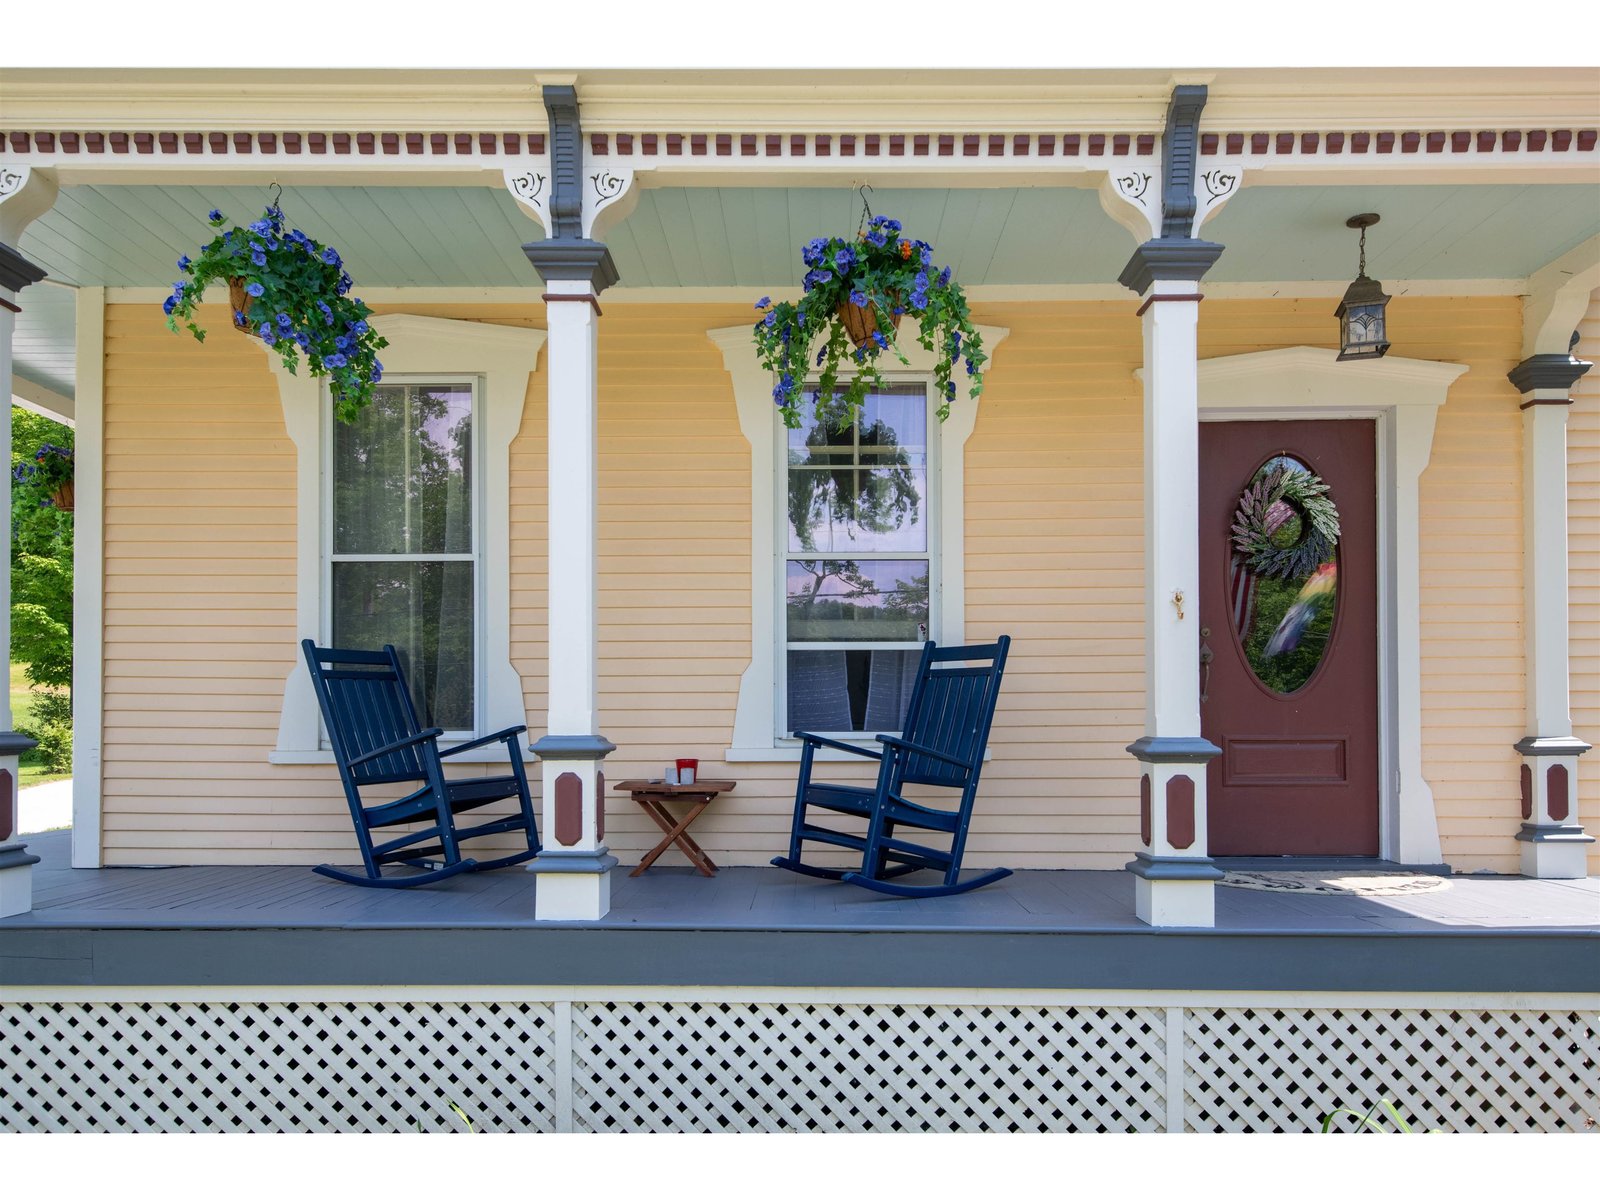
[10,661,70,789]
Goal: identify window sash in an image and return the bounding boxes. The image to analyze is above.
[776,377,938,739]
[322,375,484,739]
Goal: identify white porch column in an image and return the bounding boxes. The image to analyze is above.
[517,83,627,921]
[1510,353,1594,877]
[0,166,56,915]
[1121,240,1225,928]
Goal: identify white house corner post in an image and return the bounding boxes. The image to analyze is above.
[520,85,625,921]
[1112,85,1234,928]
[0,166,56,915]
[1509,352,1594,877]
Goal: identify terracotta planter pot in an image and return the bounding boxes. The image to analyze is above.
[837,298,902,349]
[227,277,255,332]
[50,482,74,513]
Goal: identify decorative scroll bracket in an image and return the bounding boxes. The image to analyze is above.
[1191,162,1245,235]
[1098,162,1162,243]
[584,166,640,242]
[503,166,552,236]
[0,165,59,247]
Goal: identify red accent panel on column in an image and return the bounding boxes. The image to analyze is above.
[1520,764,1533,821]
[1167,776,1196,850]
[596,771,606,842]
[0,769,12,841]
[1140,775,1152,848]
[1548,765,1570,822]
[555,772,584,847]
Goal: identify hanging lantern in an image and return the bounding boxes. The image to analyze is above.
[1335,213,1390,361]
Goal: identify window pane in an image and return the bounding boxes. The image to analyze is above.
[333,384,473,555]
[331,560,475,729]
[788,467,927,552]
[787,649,921,733]
[786,559,930,642]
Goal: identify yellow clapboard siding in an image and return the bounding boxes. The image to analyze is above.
[97,295,1561,874]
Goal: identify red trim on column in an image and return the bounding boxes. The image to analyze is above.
[1520,397,1576,410]
[1547,765,1570,822]
[554,772,583,847]
[542,292,603,315]
[1167,777,1196,851]
[1520,763,1533,821]
[1140,775,1152,848]
[1135,293,1204,317]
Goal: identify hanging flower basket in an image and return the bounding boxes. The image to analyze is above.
[752,215,985,429]
[162,198,388,423]
[227,276,255,332]
[13,442,74,513]
[837,294,902,349]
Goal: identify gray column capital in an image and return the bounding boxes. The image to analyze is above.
[0,242,46,293]
[522,239,620,294]
[530,733,617,760]
[1507,353,1592,395]
[1118,238,1225,296]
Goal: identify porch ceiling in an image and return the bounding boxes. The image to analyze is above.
[10,179,1597,403]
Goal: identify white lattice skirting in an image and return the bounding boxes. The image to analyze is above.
[1,989,1595,1132]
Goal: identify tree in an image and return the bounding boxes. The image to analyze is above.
[11,406,74,691]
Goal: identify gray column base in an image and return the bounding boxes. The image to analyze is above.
[1125,851,1226,882]
[526,849,619,875]
[1515,823,1595,845]
[1516,824,1593,880]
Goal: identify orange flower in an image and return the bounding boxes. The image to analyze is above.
[899,240,912,259]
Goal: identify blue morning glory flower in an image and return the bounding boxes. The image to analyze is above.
[763,311,778,328]
[249,219,272,236]
[246,282,265,297]
[915,272,929,290]
[937,267,951,288]
[850,289,867,307]
[755,296,771,309]
[208,208,224,223]
[351,320,368,335]
[251,248,267,267]
[919,245,933,266]
[950,331,961,352]
[910,291,928,311]
[866,230,888,247]
[335,335,352,350]
[833,246,856,272]
[322,247,341,266]
[162,295,177,315]
[945,380,957,397]
[277,313,292,329]
[853,348,866,363]
[178,255,192,272]
[323,353,348,369]
[801,238,828,267]
[884,218,902,234]
[172,281,186,295]
[965,358,976,376]
[260,326,277,345]
[816,349,827,366]
[871,331,887,349]
[233,310,247,324]
[294,332,310,348]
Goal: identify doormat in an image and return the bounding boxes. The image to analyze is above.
[1219,870,1452,897]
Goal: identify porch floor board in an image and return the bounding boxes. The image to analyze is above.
[3,832,1595,991]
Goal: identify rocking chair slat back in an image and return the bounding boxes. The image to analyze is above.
[305,645,427,785]
[899,660,1003,787]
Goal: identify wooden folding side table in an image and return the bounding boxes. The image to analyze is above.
[614,779,736,877]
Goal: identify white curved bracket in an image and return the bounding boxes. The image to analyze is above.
[1097,162,1160,243]
[1522,234,1600,357]
[0,165,59,246]
[1193,161,1245,233]
[503,165,551,237]
[584,166,639,241]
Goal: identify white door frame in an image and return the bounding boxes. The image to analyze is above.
[1179,346,1468,865]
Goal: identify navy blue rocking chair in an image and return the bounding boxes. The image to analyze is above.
[772,636,1012,898]
[302,640,541,888]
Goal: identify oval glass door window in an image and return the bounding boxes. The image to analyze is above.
[1230,455,1339,694]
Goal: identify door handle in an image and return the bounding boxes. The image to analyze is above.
[1199,628,1214,703]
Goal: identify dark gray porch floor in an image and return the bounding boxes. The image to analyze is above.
[3,831,1596,991]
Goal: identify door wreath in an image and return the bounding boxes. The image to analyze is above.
[1231,463,1341,580]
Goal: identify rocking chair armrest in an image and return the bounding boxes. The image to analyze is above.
[347,727,446,768]
[438,724,528,758]
[794,731,882,760]
[874,733,972,769]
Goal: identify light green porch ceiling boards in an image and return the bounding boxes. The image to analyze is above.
[12,286,76,400]
[1204,184,1600,283]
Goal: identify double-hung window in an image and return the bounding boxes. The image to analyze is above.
[782,382,934,737]
[327,377,479,733]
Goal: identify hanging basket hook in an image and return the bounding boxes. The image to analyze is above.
[856,183,875,234]
[268,181,283,211]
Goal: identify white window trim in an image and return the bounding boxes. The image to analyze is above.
[271,313,545,764]
[1185,345,1468,865]
[709,322,1008,762]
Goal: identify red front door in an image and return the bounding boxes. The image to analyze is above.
[1199,419,1380,856]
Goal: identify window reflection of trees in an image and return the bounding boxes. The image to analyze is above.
[787,391,921,553]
